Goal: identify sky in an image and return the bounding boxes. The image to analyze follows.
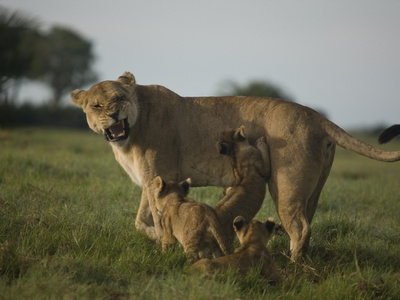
[2,0,400,129]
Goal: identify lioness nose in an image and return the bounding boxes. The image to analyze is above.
[107,111,119,121]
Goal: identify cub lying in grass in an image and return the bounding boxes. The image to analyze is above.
[192,216,281,282]
[153,126,269,261]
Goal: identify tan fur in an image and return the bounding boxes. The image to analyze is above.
[153,127,268,259]
[192,216,281,282]
[71,71,400,261]
[153,177,229,262]
[214,126,269,249]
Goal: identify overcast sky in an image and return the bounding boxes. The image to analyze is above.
[2,0,400,129]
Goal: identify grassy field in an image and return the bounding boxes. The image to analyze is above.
[0,128,399,299]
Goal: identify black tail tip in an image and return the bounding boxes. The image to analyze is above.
[378,124,400,144]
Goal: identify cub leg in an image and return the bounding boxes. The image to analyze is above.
[161,216,177,251]
[184,233,203,263]
[162,234,177,252]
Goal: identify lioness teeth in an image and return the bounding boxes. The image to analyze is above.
[104,118,129,142]
[112,130,125,138]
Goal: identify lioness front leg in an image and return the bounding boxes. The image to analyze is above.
[135,187,158,241]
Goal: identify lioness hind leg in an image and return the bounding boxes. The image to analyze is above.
[269,172,316,261]
[306,145,335,223]
[277,202,311,262]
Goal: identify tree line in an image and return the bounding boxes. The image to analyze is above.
[0,6,299,129]
[0,5,98,108]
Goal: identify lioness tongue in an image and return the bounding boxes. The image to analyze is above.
[109,120,124,137]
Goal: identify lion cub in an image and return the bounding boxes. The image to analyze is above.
[192,216,281,282]
[215,126,270,248]
[153,176,230,262]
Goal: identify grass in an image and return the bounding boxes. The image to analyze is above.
[0,127,399,299]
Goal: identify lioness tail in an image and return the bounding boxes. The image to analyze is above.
[323,120,400,162]
[378,124,400,144]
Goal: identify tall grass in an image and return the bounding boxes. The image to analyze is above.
[0,128,399,299]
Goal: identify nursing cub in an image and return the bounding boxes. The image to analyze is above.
[192,216,281,282]
[215,126,270,247]
[153,126,269,261]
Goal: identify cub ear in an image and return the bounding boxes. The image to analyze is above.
[265,217,276,233]
[233,126,246,142]
[154,176,166,194]
[223,186,232,196]
[218,142,230,155]
[117,71,136,86]
[233,216,246,232]
[71,89,86,108]
[180,178,191,195]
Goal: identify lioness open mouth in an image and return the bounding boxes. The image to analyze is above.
[104,118,130,142]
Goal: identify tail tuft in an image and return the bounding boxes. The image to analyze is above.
[378,124,400,144]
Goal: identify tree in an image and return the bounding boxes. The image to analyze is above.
[36,26,98,107]
[0,6,40,103]
[218,80,294,102]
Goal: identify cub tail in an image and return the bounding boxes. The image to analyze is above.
[207,213,231,256]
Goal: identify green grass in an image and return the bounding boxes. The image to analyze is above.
[1,128,399,299]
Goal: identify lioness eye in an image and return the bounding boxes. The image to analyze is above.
[93,104,102,108]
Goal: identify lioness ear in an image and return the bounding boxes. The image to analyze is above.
[154,176,166,193]
[117,72,136,86]
[265,217,276,233]
[180,178,191,195]
[233,216,246,231]
[71,89,86,108]
[233,126,246,142]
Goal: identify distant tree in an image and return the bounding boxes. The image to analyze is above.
[35,26,98,108]
[218,80,294,102]
[0,6,40,103]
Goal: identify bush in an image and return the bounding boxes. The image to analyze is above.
[0,102,87,129]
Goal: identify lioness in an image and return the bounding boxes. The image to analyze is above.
[71,72,400,261]
[192,216,281,282]
[153,176,230,262]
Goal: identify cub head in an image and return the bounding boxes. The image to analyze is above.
[153,176,191,213]
[217,125,247,156]
[71,72,139,145]
[233,216,276,246]
[218,126,268,179]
